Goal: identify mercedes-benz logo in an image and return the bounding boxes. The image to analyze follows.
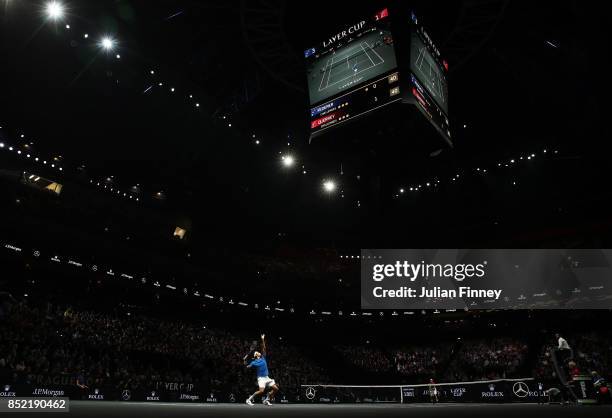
[513,381,529,398]
[305,386,316,400]
[121,390,131,401]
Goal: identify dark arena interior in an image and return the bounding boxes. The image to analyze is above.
[0,1,611,417]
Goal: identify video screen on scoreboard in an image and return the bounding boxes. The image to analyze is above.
[305,8,398,106]
[407,13,451,143]
[409,26,449,115]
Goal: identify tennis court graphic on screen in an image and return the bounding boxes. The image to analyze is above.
[410,29,448,115]
[306,9,398,107]
[410,31,448,114]
[308,30,397,105]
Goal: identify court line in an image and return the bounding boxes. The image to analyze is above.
[318,36,387,92]
[323,59,376,90]
[322,45,382,90]
[360,43,376,67]
[325,53,335,89]
[361,40,384,63]
[318,57,331,92]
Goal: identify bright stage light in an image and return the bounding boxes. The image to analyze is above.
[281,155,295,167]
[323,180,337,193]
[100,37,115,51]
[46,2,64,20]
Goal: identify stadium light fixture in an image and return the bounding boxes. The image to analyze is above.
[100,36,116,51]
[281,154,295,168]
[45,1,64,20]
[323,180,337,193]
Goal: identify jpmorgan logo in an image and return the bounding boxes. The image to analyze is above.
[305,386,316,400]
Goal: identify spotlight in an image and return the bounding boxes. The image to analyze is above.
[100,37,115,51]
[323,180,337,193]
[281,155,295,167]
[45,1,64,20]
[0,143,4,148]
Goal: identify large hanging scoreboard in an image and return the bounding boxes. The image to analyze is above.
[305,8,451,145]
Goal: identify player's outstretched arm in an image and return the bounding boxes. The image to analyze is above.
[261,333,266,356]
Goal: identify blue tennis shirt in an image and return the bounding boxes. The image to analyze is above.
[249,357,269,377]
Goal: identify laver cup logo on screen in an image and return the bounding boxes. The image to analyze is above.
[361,249,612,310]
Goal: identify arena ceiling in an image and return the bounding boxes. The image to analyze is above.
[0,0,609,248]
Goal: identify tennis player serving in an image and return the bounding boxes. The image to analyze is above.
[244,334,279,406]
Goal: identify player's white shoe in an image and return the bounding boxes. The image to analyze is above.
[246,398,254,406]
[263,399,272,406]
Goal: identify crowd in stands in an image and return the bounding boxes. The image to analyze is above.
[453,338,529,380]
[393,346,450,378]
[0,302,328,397]
[334,346,393,374]
[334,339,528,382]
[1,300,610,398]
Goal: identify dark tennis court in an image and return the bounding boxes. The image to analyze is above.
[12,402,612,418]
